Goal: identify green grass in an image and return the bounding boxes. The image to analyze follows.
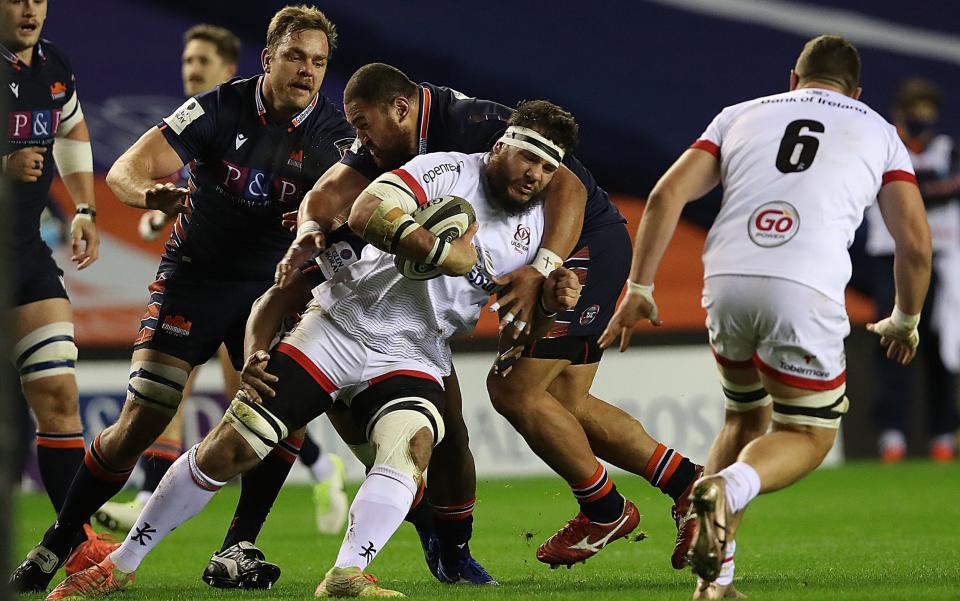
[14,462,959,600]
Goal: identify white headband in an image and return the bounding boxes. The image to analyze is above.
[498,126,565,167]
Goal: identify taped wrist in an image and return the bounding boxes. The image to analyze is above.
[532,248,562,278]
[361,179,422,253]
[297,219,322,238]
[891,305,920,331]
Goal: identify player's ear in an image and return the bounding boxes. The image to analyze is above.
[226,63,238,79]
[394,96,410,121]
[261,48,271,73]
[789,69,799,91]
[852,86,862,100]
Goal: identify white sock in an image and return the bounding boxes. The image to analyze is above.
[311,453,335,482]
[715,539,736,586]
[719,462,760,514]
[134,490,152,506]
[334,464,416,570]
[110,445,225,573]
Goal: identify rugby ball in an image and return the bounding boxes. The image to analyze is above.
[395,195,476,280]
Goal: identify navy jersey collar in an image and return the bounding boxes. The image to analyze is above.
[1,40,43,71]
[255,75,320,132]
[417,85,433,155]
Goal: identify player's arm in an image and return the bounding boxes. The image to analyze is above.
[599,148,720,351]
[347,165,477,276]
[52,89,99,269]
[106,127,187,213]
[491,165,586,338]
[866,180,932,365]
[275,163,371,287]
[240,270,313,403]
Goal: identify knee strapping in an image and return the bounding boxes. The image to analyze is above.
[14,322,78,382]
[223,395,290,459]
[720,378,772,412]
[772,384,849,429]
[128,361,188,416]
[368,397,444,479]
[348,442,376,469]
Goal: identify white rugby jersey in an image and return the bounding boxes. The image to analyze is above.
[695,87,916,304]
[865,134,960,255]
[310,151,544,374]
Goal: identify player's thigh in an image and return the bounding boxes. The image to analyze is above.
[544,361,600,415]
[487,356,569,403]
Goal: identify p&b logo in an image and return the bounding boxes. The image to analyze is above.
[748,201,799,247]
[8,108,63,140]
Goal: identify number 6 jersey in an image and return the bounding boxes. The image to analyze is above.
[692,87,916,305]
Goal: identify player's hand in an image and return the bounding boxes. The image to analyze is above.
[138,210,170,241]
[599,288,662,352]
[542,267,581,314]
[5,146,47,182]
[281,210,298,232]
[144,182,188,215]
[867,314,919,365]
[70,213,100,270]
[276,230,326,288]
[491,343,525,378]
[439,222,479,276]
[239,350,279,403]
[489,265,545,339]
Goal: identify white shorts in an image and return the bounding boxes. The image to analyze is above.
[702,275,850,392]
[276,307,444,405]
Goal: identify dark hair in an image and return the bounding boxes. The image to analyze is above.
[894,78,941,112]
[265,5,337,57]
[508,100,579,153]
[343,63,418,107]
[183,24,241,65]
[795,35,861,94]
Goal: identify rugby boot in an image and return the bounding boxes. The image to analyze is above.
[536,500,640,567]
[314,566,404,598]
[436,544,498,585]
[671,464,704,569]
[94,500,144,533]
[10,544,65,593]
[693,578,747,599]
[314,454,349,534]
[64,525,121,575]
[687,475,730,583]
[201,541,281,589]
[45,557,134,600]
[419,534,443,582]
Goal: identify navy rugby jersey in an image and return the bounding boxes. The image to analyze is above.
[2,40,77,249]
[158,75,355,280]
[342,83,625,239]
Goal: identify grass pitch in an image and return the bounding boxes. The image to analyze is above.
[14,462,959,600]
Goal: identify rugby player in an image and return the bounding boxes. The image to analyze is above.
[95,21,351,543]
[45,100,582,600]
[2,0,116,578]
[280,63,704,571]
[11,6,356,593]
[600,35,932,598]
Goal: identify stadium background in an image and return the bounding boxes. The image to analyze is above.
[18,0,960,487]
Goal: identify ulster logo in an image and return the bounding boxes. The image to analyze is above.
[511,224,531,254]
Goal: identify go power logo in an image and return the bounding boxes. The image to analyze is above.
[748,201,799,247]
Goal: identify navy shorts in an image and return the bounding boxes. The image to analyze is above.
[133,262,272,369]
[524,223,631,365]
[12,239,68,307]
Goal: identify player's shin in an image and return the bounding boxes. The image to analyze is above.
[335,404,443,570]
[109,444,226,574]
